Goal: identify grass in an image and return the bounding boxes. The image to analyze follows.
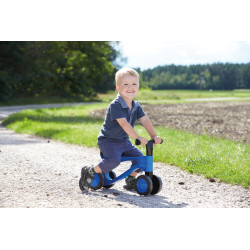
[150,127,250,187]
[0,96,99,107]
[2,103,250,188]
[98,89,250,104]
[1,89,249,107]
[2,103,107,147]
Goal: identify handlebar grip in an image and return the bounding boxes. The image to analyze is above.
[135,139,141,145]
[158,139,163,144]
[135,138,163,145]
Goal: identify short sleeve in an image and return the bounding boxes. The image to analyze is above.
[137,105,146,119]
[110,103,126,121]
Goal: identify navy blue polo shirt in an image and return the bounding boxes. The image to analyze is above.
[97,94,146,143]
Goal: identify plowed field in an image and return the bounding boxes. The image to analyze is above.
[92,102,250,143]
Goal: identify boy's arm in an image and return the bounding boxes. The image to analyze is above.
[139,115,162,144]
[116,118,148,145]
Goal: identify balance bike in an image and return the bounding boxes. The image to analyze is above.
[79,139,163,196]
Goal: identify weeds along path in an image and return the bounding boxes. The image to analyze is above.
[0,104,249,208]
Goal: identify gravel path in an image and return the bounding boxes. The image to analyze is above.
[0,104,249,208]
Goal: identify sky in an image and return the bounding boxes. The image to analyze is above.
[1,1,250,71]
[121,41,250,70]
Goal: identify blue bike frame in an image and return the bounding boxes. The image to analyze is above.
[103,155,153,186]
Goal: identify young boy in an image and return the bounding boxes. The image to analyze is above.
[81,67,162,190]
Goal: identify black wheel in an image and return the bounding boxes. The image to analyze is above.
[135,175,153,196]
[89,173,104,190]
[103,171,117,189]
[150,175,162,195]
[79,178,86,191]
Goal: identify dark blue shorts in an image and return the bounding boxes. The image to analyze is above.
[97,140,143,174]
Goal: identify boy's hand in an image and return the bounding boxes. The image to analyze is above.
[137,137,148,146]
[152,135,162,144]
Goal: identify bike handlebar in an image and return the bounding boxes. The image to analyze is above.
[135,138,163,145]
[135,138,163,156]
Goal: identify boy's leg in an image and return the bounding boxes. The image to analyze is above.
[97,141,124,174]
[123,141,144,190]
[80,142,122,190]
[123,141,144,176]
[93,165,102,173]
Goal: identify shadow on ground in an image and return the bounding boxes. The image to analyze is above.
[81,187,188,208]
[0,125,42,145]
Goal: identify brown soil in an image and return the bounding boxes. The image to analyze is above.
[91,102,250,143]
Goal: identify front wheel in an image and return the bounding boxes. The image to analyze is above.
[135,175,153,196]
[151,175,162,195]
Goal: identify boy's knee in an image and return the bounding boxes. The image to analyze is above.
[99,158,120,174]
[108,158,120,168]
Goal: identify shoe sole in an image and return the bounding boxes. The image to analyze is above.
[123,185,136,191]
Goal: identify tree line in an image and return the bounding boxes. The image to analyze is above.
[137,63,250,90]
[0,41,124,102]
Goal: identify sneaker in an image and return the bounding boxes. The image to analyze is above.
[123,175,137,190]
[80,166,95,190]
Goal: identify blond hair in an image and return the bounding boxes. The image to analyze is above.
[115,67,140,86]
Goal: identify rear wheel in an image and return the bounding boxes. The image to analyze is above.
[89,173,104,190]
[103,171,116,189]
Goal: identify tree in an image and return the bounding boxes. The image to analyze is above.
[242,64,250,89]
[0,41,123,102]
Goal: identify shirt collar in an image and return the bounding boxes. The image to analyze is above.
[117,93,138,109]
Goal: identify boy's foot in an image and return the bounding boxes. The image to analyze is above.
[123,175,137,190]
[80,166,95,190]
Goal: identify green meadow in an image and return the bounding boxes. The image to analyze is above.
[2,89,249,106]
[99,89,250,104]
[2,98,250,188]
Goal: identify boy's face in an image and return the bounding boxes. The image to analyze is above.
[116,75,139,101]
